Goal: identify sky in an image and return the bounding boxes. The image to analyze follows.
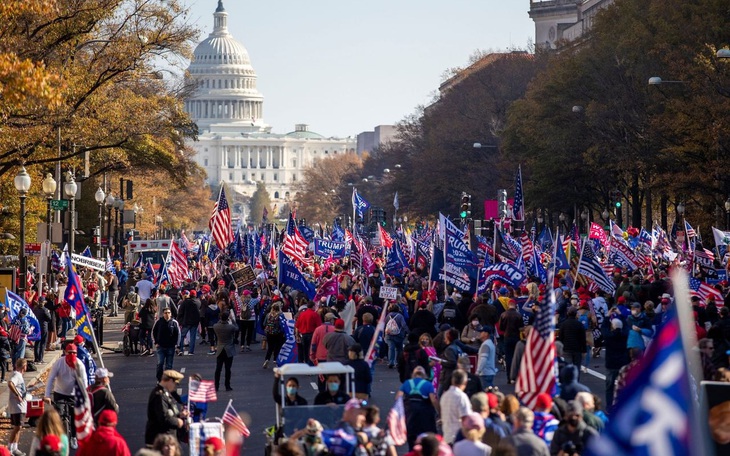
[181,0,534,138]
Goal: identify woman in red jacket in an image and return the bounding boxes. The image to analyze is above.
[77,410,130,456]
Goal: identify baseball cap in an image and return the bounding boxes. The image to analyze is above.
[478,325,494,334]
[205,437,225,452]
[461,412,485,431]
[334,319,345,330]
[65,343,77,354]
[190,290,197,297]
[41,435,62,453]
[74,335,84,345]
[345,398,364,412]
[99,409,118,426]
[242,289,252,296]
[631,302,642,309]
[535,393,553,410]
[486,392,499,410]
[96,368,114,379]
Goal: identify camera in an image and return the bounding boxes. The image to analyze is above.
[562,441,577,454]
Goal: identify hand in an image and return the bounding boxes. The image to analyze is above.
[632,325,640,332]
[43,397,52,404]
[177,418,184,428]
[180,409,189,418]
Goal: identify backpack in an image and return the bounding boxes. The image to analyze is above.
[385,315,401,336]
[241,303,252,320]
[265,313,282,336]
[442,304,457,321]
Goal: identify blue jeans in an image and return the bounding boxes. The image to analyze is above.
[156,346,176,381]
[386,335,404,367]
[60,318,72,339]
[12,338,26,366]
[179,325,197,354]
[479,375,495,389]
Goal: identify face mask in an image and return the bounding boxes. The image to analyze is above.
[567,417,580,427]
[65,352,77,369]
[472,320,479,327]
[286,386,298,396]
[327,382,340,393]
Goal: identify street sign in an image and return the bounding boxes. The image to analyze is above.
[50,199,69,210]
[24,243,41,256]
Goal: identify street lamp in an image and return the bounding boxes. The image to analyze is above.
[602,209,610,222]
[42,173,57,285]
[648,76,685,85]
[95,187,105,257]
[114,198,124,256]
[473,142,498,149]
[105,192,115,256]
[717,49,730,59]
[64,172,78,255]
[14,167,31,295]
[580,209,589,233]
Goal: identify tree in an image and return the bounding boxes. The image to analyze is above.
[294,154,363,225]
[248,182,272,225]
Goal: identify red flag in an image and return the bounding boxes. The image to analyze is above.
[589,222,609,248]
[379,225,394,248]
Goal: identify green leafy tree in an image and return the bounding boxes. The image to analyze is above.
[248,182,272,225]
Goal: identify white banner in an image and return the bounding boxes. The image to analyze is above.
[71,254,106,272]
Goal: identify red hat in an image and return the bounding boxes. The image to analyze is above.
[99,409,118,426]
[242,289,252,296]
[418,300,427,309]
[41,435,62,453]
[334,319,345,330]
[0,327,8,337]
[201,284,211,293]
[486,392,499,410]
[535,393,553,411]
[189,290,197,297]
[0,447,9,456]
[617,296,626,304]
[74,335,84,345]
[65,343,77,354]
[218,279,225,286]
[337,294,346,301]
[205,437,225,452]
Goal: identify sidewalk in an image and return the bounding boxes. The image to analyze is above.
[0,346,62,416]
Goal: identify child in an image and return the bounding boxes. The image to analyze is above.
[8,359,28,456]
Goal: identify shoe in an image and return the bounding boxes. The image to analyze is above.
[388,364,394,369]
[186,352,194,356]
[226,387,233,391]
[200,340,207,345]
[177,351,183,356]
[208,350,216,355]
[141,349,150,356]
[245,346,251,352]
[0,379,6,384]
[70,438,78,449]
[12,450,26,456]
[240,346,246,352]
[262,360,269,369]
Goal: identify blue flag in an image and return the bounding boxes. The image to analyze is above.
[585,305,693,456]
[5,291,41,342]
[554,239,570,270]
[313,239,347,259]
[352,188,370,219]
[81,246,93,258]
[385,242,406,277]
[331,222,345,242]
[538,226,553,252]
[64,254,94,342]
[145,258,157,283]
[277,250,316,299]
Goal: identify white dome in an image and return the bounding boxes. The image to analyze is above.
[192,36,251,66]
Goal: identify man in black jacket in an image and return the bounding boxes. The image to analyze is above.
[602,311,629,407]
[145,369,188,445]
[558,307,587,376]
[153,308,181,381]
[177,290,201,355]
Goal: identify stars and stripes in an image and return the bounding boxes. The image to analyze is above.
[387,397,407,446]
[189,378,217,403]
[282,213,308,264]
[74,375,95,443]
[222,400,250,437]
[167,239,189,288]
[689,277,723,303]
[516,279,557,409]
[577,243,616,295]
[513,165,524,221]
[209,185,233,249]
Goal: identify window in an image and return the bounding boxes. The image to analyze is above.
[292,159,297,168]
[274,191,279,199]
[204,158,208,166]
[229,172,233,181]
[260,173,264,181]
[273,173,278,181]
[292,174,297,182]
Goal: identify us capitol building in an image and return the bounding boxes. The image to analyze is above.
[184,1,356,217]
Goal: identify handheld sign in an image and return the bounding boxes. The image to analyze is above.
[379,286,398,301]
[231,265,256,290]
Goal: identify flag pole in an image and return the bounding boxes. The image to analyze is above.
[572,238,585,292]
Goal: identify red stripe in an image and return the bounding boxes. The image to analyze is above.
[516,330,555,409]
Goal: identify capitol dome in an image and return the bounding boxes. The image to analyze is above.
[185,0,266,132]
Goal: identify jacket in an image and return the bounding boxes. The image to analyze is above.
[346,358,373,394]
[549,421,598,456]
[177,298,201,327]
[145,384,183,445]
[558,317,587,353]
[503,428,551,456]
[409,309,437,337]
[499,308,523,338]
[89,383,119,425]
[213,320,238,357]
[558,365,590,401]
[601,319,629,370]
[77,425,130,456]
[152,317,180,349]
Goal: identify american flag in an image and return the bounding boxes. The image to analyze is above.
[577,243,616,295]
[513,165,524,221]
[387,397,407,446]
[689,277,723,302]
[519,232,534,265]
[209,185,233,249]
[684,220,696,238]
[282,212,308,263]
[167,239,189,287]
[515,279,557,409]
[222,400,250,437]
[74,376,95,443]
[189,378,217,403]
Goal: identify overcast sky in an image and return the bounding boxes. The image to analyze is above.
[181,0,534,137]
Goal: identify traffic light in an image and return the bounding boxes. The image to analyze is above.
[498,189,508,218]
[460,192,472,219]
[610,189,622,208]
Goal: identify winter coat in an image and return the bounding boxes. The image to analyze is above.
[77,425,130,456]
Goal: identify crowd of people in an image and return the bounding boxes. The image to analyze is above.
[1,242,728,456]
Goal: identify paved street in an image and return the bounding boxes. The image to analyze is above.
[96,315,610,454]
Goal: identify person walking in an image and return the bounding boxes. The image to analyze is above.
[88,368,118,425]
[177,290,201,356]
[440,369,472,445]
[138,299,157,356]
[105,271,119,319]
[558,307,587,375]
[476,325,498,389]
[263,303,286,369]
[76,410,130,456]
[152,308,181,382]
[384,304,408,369]
[213,311,238,391]
[395,366,439,450]
[8,359,28,456]
[294,300,321,365]
[323,319,355,364]
[144,370,188,446]
[237,290,256,352]
[498,300,523,384]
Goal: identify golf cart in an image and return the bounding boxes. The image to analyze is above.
[266,362,355,451]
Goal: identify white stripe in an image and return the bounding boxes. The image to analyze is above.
[583,367,606,380]
[310,382,318,390]
[180,367,186,373]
